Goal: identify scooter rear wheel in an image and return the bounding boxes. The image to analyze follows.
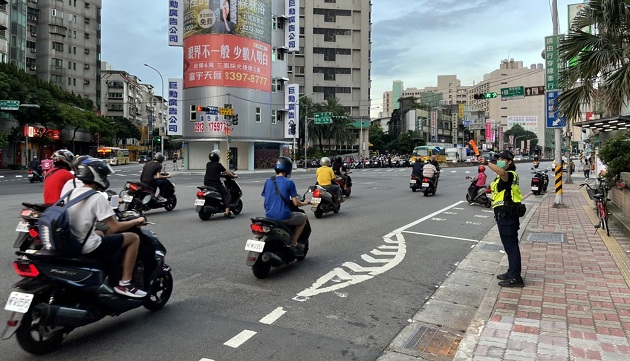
[198,208,212,221]
[314,209,324,218]
[16,294,67,355]
[296,239,309,261]
[252,259,271,279]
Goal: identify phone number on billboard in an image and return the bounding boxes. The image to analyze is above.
[224,72,268,85]
[242,25,265,36]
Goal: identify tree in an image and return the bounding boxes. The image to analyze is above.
[598,132,630,182]
[557,0,630,120]
[504,124,538,152]
[110,117,142,146]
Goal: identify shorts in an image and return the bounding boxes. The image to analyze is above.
[86,234,124,258]
[284,212,307,226]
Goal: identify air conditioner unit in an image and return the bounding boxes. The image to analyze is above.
[84,19,90,24]
[84,64,90,69]
[84,80,90,85]
[30,66,37,70]
[30,48,36,53]
[84,49,90,54]
[30,32,37,37]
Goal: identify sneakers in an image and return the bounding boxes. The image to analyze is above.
[156,195,167,203]
[496,272,509,280]
[289,244,305,257]
[114,281,147,298]
[224,213,235,219]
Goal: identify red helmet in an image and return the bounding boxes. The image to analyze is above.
[478,165,486,173]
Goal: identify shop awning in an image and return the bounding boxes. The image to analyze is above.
[574,115,630,132]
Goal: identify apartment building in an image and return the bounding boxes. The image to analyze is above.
[289,0,372,118]
[382,76,471,117]
[0,0,10,64]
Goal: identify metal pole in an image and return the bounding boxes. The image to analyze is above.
[552,0,564,206]
[144,64,164,155]
[304,118,310,169]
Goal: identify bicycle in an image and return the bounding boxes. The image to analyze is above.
[580,179,611,236]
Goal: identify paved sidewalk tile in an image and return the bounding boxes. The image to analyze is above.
[469,183,630,360]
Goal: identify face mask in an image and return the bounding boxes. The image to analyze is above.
[497,160,507,169]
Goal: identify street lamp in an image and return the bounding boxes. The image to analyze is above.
[144,63,164,155]
[513,135,527,153]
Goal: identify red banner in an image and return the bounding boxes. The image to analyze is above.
[183,34,271,92]
[23,126,60,140]
[485,120,492,142]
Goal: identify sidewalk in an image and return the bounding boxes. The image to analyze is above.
[380,175,630,361]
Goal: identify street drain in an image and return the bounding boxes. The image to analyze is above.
[527,232,565,243]
[402,325,462,357]
[479,243,503,252]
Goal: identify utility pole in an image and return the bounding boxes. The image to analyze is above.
[552,0,565,206]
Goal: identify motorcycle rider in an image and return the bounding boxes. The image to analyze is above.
[429,154,441,187]
[261,157,310,255]
[411,157,425,178]
[316,157,342,203]
[422,159,438,188]
[533,156,540,169]
[468,165,487,204]
[43,150,76,205]
[204,149,237,219]
[332,156,349,190]
[140,152,172,202]
[68,158,147,298]
[28,155,42,174]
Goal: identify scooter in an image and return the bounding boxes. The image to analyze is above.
[195,174,244,220]
[119,175,177,214]
[245,212,311,279]
[335,172,352,198]
[410,173,420,192]
[2,211,173,355]
[308,184,341,218]
[531,167,549,195]
[465,176,492,208]
[418,171,440,196]
[28,168,44,183]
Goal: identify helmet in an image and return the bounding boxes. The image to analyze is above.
[478,165,486,173]
[76,159,114,190]
[32,155,38,160]
[274,157,293,176]
[72,155,93,171]
[154,152,165,163]
[335,156,343,163]
[320,157,331,166]
[209,149,221,162]
[52,150,74,169]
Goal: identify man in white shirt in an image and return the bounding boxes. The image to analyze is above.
[422,161,437,179]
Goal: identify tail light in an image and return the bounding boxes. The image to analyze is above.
[532,179,540,183]
[411,175,418,180]
[423,178,429,182]
[250,223,270,234]
[13,261,39,278]
[28,228,39,239]
[196,191,205,198]
[313,189,321,198]
[20,209,35,218]
[28,170,33,174]
[129,183,140,192]
[486,188,492,193]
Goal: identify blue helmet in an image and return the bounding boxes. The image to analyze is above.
[274,157,292,176]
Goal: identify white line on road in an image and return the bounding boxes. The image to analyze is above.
[224,330,257,348]
[259,307,286,325]
[200,358,215,361]
[401,231,478,243]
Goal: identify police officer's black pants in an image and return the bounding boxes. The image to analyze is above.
[496,212,522,279]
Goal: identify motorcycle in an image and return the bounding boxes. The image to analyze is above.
[119,175,177,214]
[194,173,244,220]
[2,211,173,355]
[531,167,549,195]
[28,168,44,183]
[418,171,440,197]
[245,212,311,279]
[334,172,352,198]
[308,184,341,218]
[465,176,492,208]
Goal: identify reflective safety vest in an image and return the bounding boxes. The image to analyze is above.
[490,171,523,208]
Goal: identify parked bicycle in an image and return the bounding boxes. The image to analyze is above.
[580,178,611,236]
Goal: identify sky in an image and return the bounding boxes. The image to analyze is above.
[102,0,579,117]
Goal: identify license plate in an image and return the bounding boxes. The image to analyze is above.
[422,183,430,187]
[531,186,539,191]
[410,180,416,184]
[245,239,265,253]
[4,292,34,313]
[122,195,133,203]
[194,199,205,206]
[27,174,33,178]
[310,197,321,204]
[15,221,29,233]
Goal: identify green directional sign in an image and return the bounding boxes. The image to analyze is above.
[314,112,333,124]
[0,100,20,110]
[500,86,525,100]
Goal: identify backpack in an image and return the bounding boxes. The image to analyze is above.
[38,189,98,256]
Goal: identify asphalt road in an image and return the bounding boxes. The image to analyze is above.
[0,162,543,360]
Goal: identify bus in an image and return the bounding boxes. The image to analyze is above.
[96,147,130,165]
[410,144,447,164]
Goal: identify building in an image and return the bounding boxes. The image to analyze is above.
[6,0,104,108]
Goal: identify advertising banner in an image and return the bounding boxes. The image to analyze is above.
[507,115,538,134]
[167,78,183,135]
[168,0,183,46]
[285,83,299,138]
[430,111,437,142]
[485,119,492,142]
[285,0,299,52]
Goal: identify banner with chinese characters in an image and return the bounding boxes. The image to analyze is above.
[285,83,299,138]
[507,115,538,134]
[168,0,183,46]
[485,119,492,142]
[285,0,299,52]
[430,111,437,142]
[167,78,182,135]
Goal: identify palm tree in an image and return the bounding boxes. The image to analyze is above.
[557,0,630,121]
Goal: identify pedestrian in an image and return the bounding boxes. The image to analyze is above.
[478,150,525,288]
[172,153,179,171]
[583,159,590,180]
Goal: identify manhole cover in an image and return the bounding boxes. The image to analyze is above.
[479,243,503,252]
[527,233,565,242]
[403,325,462,357]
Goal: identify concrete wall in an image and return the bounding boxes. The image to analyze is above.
[611,172,630,219]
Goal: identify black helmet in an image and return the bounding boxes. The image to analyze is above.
[274,157,292,176]
[72,155,93,172]
[154,152,165,163]
[53,149,74,169]
[209,149,220,162]
[76,159,113,190]
[335,156,343,163]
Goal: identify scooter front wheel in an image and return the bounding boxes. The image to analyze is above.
[231,199,243,215]
[143,268,173,311]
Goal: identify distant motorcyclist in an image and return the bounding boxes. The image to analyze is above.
[429,155,441,187]
[332,156,349,190]
[533,156,540,169]
[43,150,75,205]
[29,155,41,172]
[422,160,438,184]
[468,165,487,204]
[140,152,172,202]
[316,157,342,203]
[204,149,237,219]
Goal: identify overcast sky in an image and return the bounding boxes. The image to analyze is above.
[102,0,578,116]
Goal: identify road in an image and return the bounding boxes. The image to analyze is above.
[0,162,542,360]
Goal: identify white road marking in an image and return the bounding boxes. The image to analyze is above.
[200,359,215,361]
[482,209,494,213]
[401,231,478,243]
[431,217,446,221]
[224,330,257,348]
[259,307,286,325]
[474,215,489,218]
[443,211,457,215]
[466,221,482,225]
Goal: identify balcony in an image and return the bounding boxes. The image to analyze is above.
[0,37,7,54]
[0,11,8,30]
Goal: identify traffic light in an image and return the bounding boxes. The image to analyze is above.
[473,92,498,99]
[197,106,211,112]
[232,114,239,125]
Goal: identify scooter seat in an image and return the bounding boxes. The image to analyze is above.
[250,217,293,233]
[16,249,108,267]
[22,202,50,212]
[136,182,155,192]
[198,185,221,191]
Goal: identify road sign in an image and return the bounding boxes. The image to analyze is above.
[219,107,234,116]
[525,86,545,96]
[500,86,525,100]
[546,90,566,128]
[314,112,332,124]
[0,100,20,110]
[545,35,562,90]
[207,106,219,115]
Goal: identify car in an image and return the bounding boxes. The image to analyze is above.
[514,156,523,161]
[522,155,530,160]
[138,155,148,164]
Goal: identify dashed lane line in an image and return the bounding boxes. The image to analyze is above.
[401,231,478,243]
[259,307,286,325]
[223,330,257,348]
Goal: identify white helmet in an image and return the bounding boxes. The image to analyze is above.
[320,157,331,166]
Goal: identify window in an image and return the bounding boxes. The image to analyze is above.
[255,107,261,123]
[68,61,71,69]
[277,49,284,61]
[73,30,76,38]
[272,78,277,93]
[73,78,76,86]
[272,15,277,30]
[85,18,90,24]
[73,62,76,70]
[51,75,63,84]
[73,46,76,54]
[68,77,71,85]
[85,33,90,39]
[272,47,276,62]
[324,0,336,2]
[108,93,123,99]
[271,109,277,124]
[52,41,64,51]
[68,44,71,53]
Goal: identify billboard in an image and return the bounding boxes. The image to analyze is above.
[182,0,272,91]
[167,78,183,135]
[507,116,538,134]
[168,0,183,46]
[285,0,299,52]
[285,83,299,138]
